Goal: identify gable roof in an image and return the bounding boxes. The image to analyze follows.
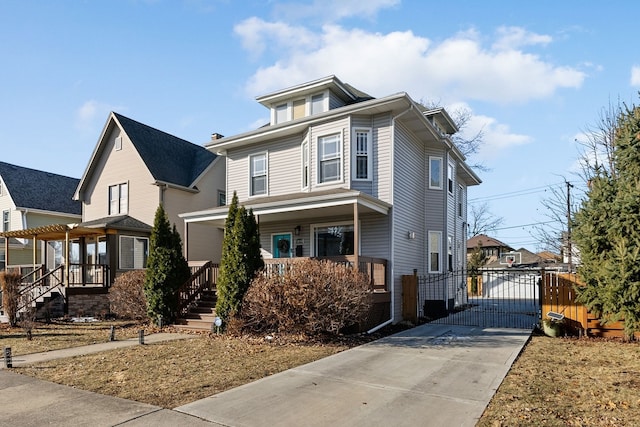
[0,161,81,215]
[113,113,216,188]
[467,234,512,250]
[75,112,217,200]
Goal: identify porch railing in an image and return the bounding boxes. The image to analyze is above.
[262,256,388,292]
[177,261,219,318]
[16,265,65,313]
[67,264,110,287]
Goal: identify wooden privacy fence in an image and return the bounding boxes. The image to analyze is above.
[542,272,638,338]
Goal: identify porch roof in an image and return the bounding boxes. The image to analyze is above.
[0,215,152,241]
[180,189,391,227]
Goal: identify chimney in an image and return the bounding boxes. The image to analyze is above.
[211,133,224,141]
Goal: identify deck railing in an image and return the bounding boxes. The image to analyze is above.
[262,256,388,292]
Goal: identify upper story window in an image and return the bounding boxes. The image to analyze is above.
[301,140,309,190]
[275,103,288,124]
[250,153,268,196]
[318,133,342,184]
[448,162,454,194]
[2,210,9,232]
[458,184,464,217]
[115,136,123,151]
[311,93,325,114]
[352,128,372,181]
[429,157,443,190]
[293,98,306,120]
[108,183,128,215]
[218,190,226,206]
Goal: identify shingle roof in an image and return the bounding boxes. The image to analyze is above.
[113,113,217,188]
[0,161,81,215]
[80,214,152,232]
[467,234,512,250]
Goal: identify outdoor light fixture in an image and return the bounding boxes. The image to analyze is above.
[294,225,301,236]
[408,231,416,240]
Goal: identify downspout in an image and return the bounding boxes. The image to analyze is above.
[387,104,413,326]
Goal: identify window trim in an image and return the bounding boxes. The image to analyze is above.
[273,102,290,124]
[301,139,310,190]
[428,230,442,273]
[429,156,443,190]
[118,235,149,270]
[448,161,454,194]
[249,152,268,197]
[311,220,361,257]
[108,182,129,216]
[2,210,9,232]
[317,131,343,185]
[352,127,372,181]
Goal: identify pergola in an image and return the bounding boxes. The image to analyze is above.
[1,223,106,286]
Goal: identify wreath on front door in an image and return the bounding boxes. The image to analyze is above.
[277,238,290,253]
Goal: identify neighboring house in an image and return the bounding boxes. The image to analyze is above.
[0,161,81,271]
[484,247,546,269]
[181,75,481,325]
[466,234,514,266]
[1,113,224,318]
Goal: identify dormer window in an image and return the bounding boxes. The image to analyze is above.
[311,93,325,114]
[275,103,288,124]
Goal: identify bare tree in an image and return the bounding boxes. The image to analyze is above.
[420,100,487,172]
[468,202,504,237]
[576,98,623,181]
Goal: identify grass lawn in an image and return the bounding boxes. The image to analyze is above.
[0,320,143,355]
[478,334,640,426]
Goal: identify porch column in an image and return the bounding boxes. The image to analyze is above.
[32,235,37,271]
[3,236,8,267]
[184,222,189,260]
[353,202,359,269]
[65,230,70,286]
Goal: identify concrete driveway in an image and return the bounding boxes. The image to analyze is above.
[177,323,530,427]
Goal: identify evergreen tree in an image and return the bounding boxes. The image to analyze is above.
[215,192,263,324]
[574,104,640,338]
[144,205,190,324]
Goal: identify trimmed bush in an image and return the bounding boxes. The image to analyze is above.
[109,270,148,321]
[237,259,372,335]
[1,270,22,327]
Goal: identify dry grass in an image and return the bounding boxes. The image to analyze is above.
[16,334,349,408]
[0,320,144,355]
[478,334,640,426]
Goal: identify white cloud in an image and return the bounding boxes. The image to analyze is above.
[467,113,532,162]
[236,23,586,104]
[75,100,121,133]
[631,65,640,87]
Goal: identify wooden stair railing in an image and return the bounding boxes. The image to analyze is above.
[17,265,65,313]
[177,261,218,318]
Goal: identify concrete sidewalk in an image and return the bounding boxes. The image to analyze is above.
[1,324,530,427]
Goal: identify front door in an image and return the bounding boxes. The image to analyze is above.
[272,233,292,258]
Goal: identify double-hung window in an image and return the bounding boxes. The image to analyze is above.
[353,129,372,180]
[108,183,128,215]
[318,133,341,183]
[301,140,309,189]
[250,153,267,196]
[310,93,325,114]
[429,157,443,189]
[275,103,288,124]
[448,162,454,194]
[2,210,9,232]
[428,231,442,273]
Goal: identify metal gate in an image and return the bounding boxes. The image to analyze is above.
[416,268,542,329]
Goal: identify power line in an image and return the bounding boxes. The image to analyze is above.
[468,182,565,203]
[489,220,559,231]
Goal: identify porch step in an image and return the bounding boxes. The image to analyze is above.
[173,291,218,332]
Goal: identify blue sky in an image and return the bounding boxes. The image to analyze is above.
[2,0,639,251]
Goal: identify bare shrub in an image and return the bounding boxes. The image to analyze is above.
[238,259,373,335]
[109,270,148,321]
[1,270,22,327]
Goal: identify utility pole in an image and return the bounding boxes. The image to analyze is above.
[566,180,574,272]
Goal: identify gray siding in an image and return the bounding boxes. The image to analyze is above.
[328,91,347,110]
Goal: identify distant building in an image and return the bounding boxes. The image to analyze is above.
[466,234,513,266]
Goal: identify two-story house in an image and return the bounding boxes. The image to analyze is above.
[2,113,225,318]
[0,161,81,271]
[181,75,481,326]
